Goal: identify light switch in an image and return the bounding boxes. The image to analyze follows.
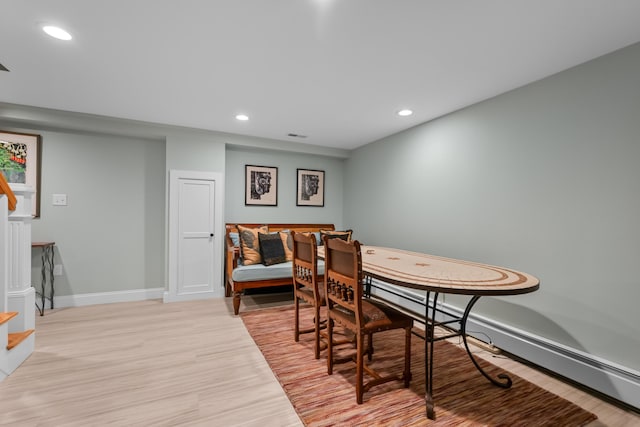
[52,193,68,206]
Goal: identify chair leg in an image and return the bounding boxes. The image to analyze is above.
[327,317,334,375]
[314,304,321,359]
[404,326,412,387]
[356,333,365,404]
[294,293,300,342]
[367,333,374,361]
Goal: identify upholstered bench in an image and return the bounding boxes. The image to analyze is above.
[225,223,353,315]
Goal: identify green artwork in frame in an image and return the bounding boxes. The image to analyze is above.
[0,130,42,217]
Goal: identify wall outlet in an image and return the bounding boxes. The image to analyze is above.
[53,264,63,276]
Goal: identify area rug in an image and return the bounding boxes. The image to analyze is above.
[241,305,597,426]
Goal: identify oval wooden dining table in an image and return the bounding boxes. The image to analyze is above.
[318,244,540,420]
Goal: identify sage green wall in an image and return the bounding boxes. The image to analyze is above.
[0,103,348,297]
[7,128,166,297]
[225,146,345,227]
[0,106,232,298]
[344,43,640,371]
[165,131,226,172]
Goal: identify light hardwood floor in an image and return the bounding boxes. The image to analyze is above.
[1,294,638,426]
[1,297,301,427]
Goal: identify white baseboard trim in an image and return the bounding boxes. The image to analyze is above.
[370,280,640,410]
[53,288,166,308]
[53,287,227,308]
[162,289,225,303]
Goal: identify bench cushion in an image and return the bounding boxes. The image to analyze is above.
[232,260,325,282]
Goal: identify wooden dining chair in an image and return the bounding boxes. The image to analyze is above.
[292,231,326,359]
[324,236,413,404]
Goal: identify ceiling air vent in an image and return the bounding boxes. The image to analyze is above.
[0,62,9,72]
[287,133,307,138]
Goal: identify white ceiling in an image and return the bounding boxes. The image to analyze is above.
[2,1,640,150]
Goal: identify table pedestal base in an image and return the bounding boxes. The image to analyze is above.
[423,292,512,419]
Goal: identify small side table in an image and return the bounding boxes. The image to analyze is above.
[32,242,55,316]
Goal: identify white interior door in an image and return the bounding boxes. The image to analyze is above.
[178,178,214,294]
[166,170,224,302]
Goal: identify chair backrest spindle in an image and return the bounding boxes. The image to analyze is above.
[324,237,364,329]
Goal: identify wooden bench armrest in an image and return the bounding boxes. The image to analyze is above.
[225,235,240,294]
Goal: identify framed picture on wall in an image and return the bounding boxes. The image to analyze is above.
[296,168,324,207]
[0,130,42,217]
[245,164,278,206]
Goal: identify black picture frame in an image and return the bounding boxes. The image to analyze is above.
[296,168,324,207]
[245,165,278,206]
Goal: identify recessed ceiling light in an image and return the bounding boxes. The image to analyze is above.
[235,114,249,121]
[397,109,413,117]
[43,25,72,41]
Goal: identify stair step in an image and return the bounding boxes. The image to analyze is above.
[0,312,19,325]
[7,329,35,350]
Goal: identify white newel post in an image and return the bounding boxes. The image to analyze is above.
[0,195,7,313]
[7,184,35,332]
